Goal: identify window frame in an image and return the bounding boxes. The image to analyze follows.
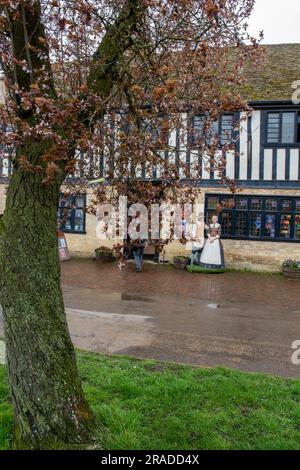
[205,194,300,243]
[58,193,87,235]
[119,114,169,147]
[192,113,236,148]
[265,110,300,147]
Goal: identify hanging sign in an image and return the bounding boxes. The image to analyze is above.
[57,231,70,261]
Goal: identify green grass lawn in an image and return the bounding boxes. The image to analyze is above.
[0,352,300,450]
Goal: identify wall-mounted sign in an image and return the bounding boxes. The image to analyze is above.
[57,231,70,261]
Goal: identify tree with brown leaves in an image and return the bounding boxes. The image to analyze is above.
[0,0,260,449]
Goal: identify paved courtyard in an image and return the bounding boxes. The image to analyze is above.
[60,259,300,379]
[0,259,299,377]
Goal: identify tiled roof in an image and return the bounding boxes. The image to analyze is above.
[243,43,300,102]
[1,44,299,104]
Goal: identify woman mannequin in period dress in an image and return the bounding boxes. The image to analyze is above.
[199,215,225,270]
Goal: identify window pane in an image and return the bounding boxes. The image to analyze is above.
[57,209,63,229]
[279,215,291,238]
[251,198,263,210]
[220,115,233,145]
[220,212,232,236]
[207,196,219,210]
[221,197,234,209]
[62,209,73,231]
[194,116,220,145]
[207,120,219,145]
[76,195,85,208]
[59,194,72,208]
[193,115,204,140]
[249,213,262,238]
[151,126,160,144]
[74,209,84,232]
[267,113,280,143]
[282,113,295,144]
[236,212,247,236]
[264,214,276,238]
[294,215,300,240]
[152,126,160,145]
[265,199,277,211]
[235,198,248,210]
[296,200,300,212]
[281,199,292,212]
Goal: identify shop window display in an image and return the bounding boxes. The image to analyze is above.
[205,195,300,243]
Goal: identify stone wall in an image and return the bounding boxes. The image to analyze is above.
[161,239,300,272]
[220,239,300,272]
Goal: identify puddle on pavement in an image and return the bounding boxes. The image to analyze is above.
[207,304,220,309]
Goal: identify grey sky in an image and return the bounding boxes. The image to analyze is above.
[247,0,300,44]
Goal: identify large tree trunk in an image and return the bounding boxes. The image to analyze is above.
[0,142,95,449]
[0,0,142,449]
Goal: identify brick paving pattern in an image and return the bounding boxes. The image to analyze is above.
[61,259,300,311]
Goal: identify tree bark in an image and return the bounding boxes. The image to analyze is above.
[0,0,143,449]
[0,141,96,449]
[88,0,143,97]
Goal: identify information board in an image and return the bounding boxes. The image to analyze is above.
[57,231,70,261]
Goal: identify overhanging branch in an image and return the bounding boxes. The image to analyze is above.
[3,0,56,102]
[87,0,144,99]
